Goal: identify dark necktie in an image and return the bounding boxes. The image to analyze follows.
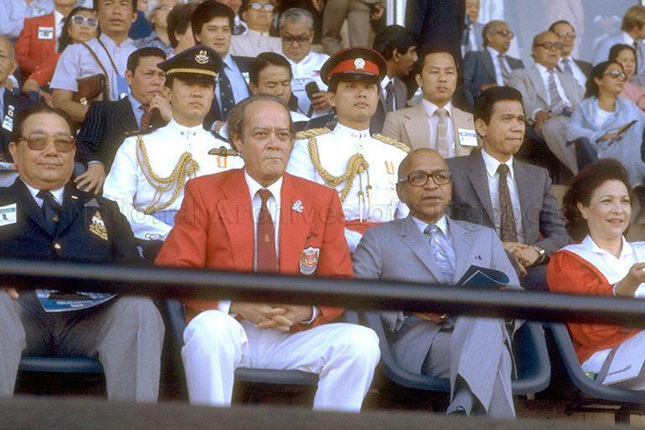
[139,105,153,131]
[37,190,62,236]
[256,189,277,273]
[498,54,510,84]
[497,164,518,242]
[219,68,235,120]
[385,80,395,113]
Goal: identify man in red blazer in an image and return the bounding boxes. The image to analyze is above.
[15,0,76,78]
[155,94,380,411]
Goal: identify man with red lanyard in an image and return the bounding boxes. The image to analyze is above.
[287,46,409,252]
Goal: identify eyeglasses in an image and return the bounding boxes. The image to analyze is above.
[70,15,99,27]
[535,41,564,50]
[556,31,577,39]
[604,70,627,81]
[282,33,311,44]
[398,170,452,187]
[492,29,515,39]
[249,2,275,12]
[19,133,76,152]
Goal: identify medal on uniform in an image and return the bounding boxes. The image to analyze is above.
[89,211,108,241]
[299,247,320,275]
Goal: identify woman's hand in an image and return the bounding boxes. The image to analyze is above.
[615,262,645,297]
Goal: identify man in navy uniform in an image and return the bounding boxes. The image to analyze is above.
[0,105,164,401]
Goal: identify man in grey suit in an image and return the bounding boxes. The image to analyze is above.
[382,49,479,157]
[462,20,524,107]
[508,31,584,177]
[447,86,570,290]
[593,5,645,76]
[353,147,520,418]
[549,20,592,91]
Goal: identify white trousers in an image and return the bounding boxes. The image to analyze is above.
[182,310,380,412]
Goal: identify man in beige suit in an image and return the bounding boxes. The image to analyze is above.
[382,49,479,157]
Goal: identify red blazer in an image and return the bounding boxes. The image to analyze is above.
[16,14,58,77]
[155,169,353,327]
[547,250,640,364]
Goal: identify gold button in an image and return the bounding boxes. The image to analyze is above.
[52,215,60,222]
[53,243,61,250]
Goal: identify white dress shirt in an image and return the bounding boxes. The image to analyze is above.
[230,29,282,57]
[24,182,64,206]
[381,75,397,111]
[535,63,572,109]
[287,50,329,117]
[422,99,455,157]
[558,56,587,90]
[487,46,511,86]
[481,148,525,243]
[54,9,64,52]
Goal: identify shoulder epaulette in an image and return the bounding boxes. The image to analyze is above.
[372,133,411,153]
[208,146,240,157]
[210,130,230,143]
[296,127,331,140]
[124,126,159,139]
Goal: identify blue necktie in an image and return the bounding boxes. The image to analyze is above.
[37,190,61,236]
[219,69,235,120]
[424,224,454,284]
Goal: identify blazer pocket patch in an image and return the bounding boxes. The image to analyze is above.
[299,246,320,276]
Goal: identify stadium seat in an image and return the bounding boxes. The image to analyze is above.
[19,356,103,374]
[547,322,645,423]
[364,312,551,395]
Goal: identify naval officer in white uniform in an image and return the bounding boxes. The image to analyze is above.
[103,45,243,259]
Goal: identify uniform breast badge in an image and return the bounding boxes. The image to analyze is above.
[291,200,304,213]
[89,211,108,241]
[299,247,320,275]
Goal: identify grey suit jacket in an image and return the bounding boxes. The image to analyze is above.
[381,103,479,154]
[462,50,525,106]
[353,215,520,374]
[507,64,584,118]
[446,150,571,256]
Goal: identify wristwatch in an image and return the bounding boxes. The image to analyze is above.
[531,245,546,265]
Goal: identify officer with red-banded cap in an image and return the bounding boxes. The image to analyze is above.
[103,45,244,260]
[287,47,410,252]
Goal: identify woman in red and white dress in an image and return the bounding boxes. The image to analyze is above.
[547,158,645,389]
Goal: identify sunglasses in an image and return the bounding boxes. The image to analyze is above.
[535,41,564,50]
[19,133,76,152]
[249,2,275,12]
[398,170,452,187]
[282,33,311,44]
[556,31,577,39]
[604,70,627,81]
[70,15,99,27]
[492,29,515,39]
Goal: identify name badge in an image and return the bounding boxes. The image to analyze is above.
[37,27,54,40]
[291,77,308,92]
[458,128,478,147]
[116,75,130,100]
[2,116,13,132]
[0,203,17,226]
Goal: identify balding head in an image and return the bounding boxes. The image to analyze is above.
[396,149,452,224]
[532,31,561,69]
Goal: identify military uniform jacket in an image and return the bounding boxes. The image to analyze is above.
[103,119,244,241]
[0,179,140,263]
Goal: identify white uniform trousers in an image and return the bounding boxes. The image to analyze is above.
[182,310,380,411]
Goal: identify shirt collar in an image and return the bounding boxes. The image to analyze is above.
[481,148,515,179]
[487,46,504,57]
[223,53,235,69]
[244,170,283,204]
[422,99,452,118]
[381,75,393,90]
[334,122,371,140]
[23,181,65,205]
[247,28,271,37]
[535,62,555,75]
[99,32,133,48]
[411,215,449,237]
[287,50,313,66]
[167,118,204,136]
[581,234,634,259]
[53,9,64,25]
[127,94,145,111]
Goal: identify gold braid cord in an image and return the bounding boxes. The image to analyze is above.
[307,133,369,203]
[135,135,200,214]
[372,133,411,153]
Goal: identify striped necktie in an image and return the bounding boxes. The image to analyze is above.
[424,224,455,284]
[497,164,518,242]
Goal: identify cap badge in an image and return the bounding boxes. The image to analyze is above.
[354,58,365,70]
[195,50,210,65]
